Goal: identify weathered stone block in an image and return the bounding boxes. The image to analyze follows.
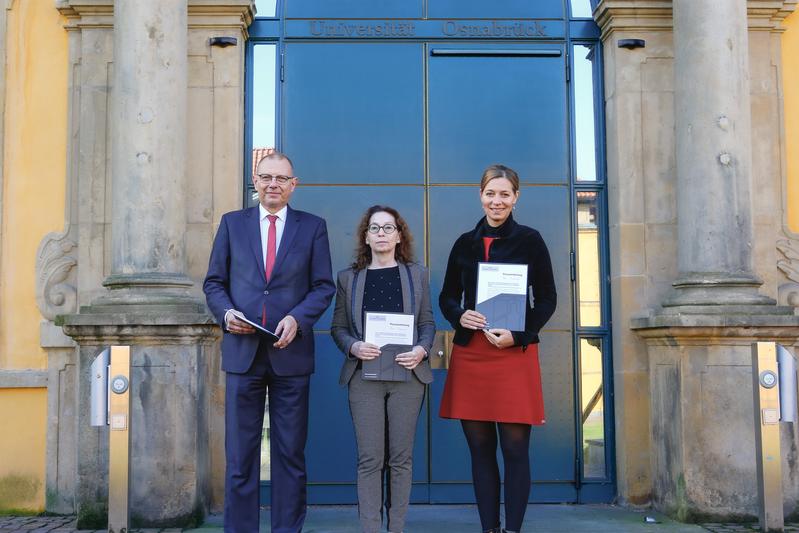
[641,91,676,225]
[187,87,214,225]
[643,224,678,305]
[613,369,653,505]
[636,322,799,521]
[617,223,646,277]
[610,274,649,371]
[185,223,213,284]
[39,318,77,515]
[62,314,218,528]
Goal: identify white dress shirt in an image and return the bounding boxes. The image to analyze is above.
[260,203,287,267]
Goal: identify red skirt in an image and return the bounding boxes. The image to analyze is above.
[439,333,545,425]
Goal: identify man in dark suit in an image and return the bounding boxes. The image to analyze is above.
[204,151,335,532]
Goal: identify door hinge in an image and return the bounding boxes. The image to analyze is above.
[570,251,576,281]
[280,50,285,82]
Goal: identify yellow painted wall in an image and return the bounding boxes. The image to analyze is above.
[1,0,67,370]
[0,0,68,512]
[0,389,47,511]
[784,10,799,234]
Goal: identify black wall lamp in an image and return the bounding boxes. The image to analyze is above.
[209,36,238,47]
[618,39,646,49]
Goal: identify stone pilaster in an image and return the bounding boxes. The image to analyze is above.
[53,0,255,526]
[594,0,675,507]
[61,318,218,528]
[41,322,76,514]
[185,1,255,510]
[597,0,799,519]
[632,322,799,522]
[607,0,799,521]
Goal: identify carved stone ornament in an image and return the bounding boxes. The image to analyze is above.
[36,230,77,320]
[777,238,799,307]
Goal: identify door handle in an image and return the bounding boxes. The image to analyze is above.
[430,330,454,370]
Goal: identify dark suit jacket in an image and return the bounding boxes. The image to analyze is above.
[204,205,335,375]
[331,262,435,386]
[439,214,556,348]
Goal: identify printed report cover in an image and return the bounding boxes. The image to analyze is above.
[475,262,528,331]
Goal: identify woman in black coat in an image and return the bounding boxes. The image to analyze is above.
[438,164,557,533]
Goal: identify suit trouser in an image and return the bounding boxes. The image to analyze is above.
[348,372,425,533]
[225,342,310,533]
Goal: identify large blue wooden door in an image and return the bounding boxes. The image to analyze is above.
[250,0,614,506]
[281,40,575,503]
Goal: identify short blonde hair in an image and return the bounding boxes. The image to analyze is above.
[480,164,520,192]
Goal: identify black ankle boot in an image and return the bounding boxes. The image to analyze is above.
[483,528,501,533]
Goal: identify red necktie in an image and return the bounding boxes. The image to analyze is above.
[263,215,277,327]
[265,214,277,281]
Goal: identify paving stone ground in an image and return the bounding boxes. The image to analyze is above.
[1,508,797,532]
[701,524,799,533]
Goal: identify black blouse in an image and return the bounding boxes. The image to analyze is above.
[439,215,557,348]
[362,266,403,316]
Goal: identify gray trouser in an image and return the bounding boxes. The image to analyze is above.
[348,372,425,533]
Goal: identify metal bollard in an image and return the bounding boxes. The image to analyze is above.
[90,348,110,428]
[752,342,798,533]
[89,346,131,533]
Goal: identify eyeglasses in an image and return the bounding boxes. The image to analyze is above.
[368,223,397,234]
[256,174,295,185]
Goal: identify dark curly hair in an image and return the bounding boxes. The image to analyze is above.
[351,205,415,270]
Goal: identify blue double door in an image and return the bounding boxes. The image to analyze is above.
[281,41,577,503]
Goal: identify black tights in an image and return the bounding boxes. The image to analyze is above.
[461,420,531,532]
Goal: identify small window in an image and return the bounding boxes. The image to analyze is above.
[570,0,594,18]
[250,44,278,207]
[252,44,277,152]
[576,191,601,327]
[254,0,277,18]
[574,45,598,182]
[580,337,606,479]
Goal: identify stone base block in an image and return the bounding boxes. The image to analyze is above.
[633,315,799,522]
[61,311,219,529]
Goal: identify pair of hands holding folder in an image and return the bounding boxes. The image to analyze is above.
[460,309,515,349]
[225,309,299,349]
[350,341,426,370]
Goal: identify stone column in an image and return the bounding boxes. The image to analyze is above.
[96,0,196,309]
[626,0,799,522]
[667,0,773,310]
[55,0,256,525]
[58,0,218,527]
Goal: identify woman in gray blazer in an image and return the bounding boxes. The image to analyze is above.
[331,205,435,533]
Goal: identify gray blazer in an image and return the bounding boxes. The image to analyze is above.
[331,262,436,386]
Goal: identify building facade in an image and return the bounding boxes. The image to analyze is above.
[0,0,798,526]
